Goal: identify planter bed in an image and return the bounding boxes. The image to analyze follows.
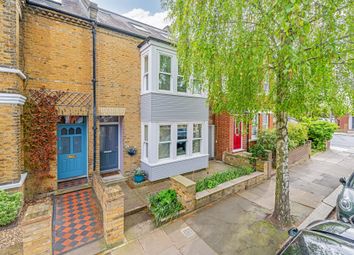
[195,171,265,209]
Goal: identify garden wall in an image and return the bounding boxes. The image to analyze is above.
[223,151,273,179]
[92,173,125,247]
[288,141,311,167]
[171,171,267,213]
[22,200,52,255]
[195,172,265,209]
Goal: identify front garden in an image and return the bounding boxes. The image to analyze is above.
[249,120,337,163]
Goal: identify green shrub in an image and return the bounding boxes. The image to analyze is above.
[288,123,308,150]
[249,129,276,159]
[196,166,255,192]
[149,189,183,226]
[307,120,337,151]
[0,190,22,227]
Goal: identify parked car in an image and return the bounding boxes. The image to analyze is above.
[337,172,354,223]
[277,220,354,254]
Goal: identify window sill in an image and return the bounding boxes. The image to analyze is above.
[140,91,207,99]
[141,153,209,167]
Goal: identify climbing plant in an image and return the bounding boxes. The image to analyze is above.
[23,89,62,196]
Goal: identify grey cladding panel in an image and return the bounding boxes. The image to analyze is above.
[141,93,208,122]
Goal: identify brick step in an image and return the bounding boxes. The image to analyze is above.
[55,183,91,195]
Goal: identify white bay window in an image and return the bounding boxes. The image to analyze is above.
[193,124,202,153]
[177,124,188,156]
[143,55,149,91]
[158,125,171,159]
[159,54,172,91]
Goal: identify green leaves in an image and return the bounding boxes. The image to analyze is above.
[306,120,338,151]
[0,190,22,227]
[164,0,353,118]
[149,189,183,226]
[195,166,255,192]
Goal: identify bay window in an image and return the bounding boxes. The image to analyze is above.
[159,54,172,91]
[158,125,171,159]
[143,55,149,91]
[193,124,202,153]
[193,79,202,95]
[177,125,187,156]
[144,125,148,158]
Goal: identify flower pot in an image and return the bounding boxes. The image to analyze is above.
[134,175,145,183]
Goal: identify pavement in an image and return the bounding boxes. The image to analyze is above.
[106,136,354,255]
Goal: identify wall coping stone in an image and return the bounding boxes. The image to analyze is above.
[0,93,27,105]
[0,173,27,191]
[171,175,196,188]
[0,66,26,80]
[22,200,51,226]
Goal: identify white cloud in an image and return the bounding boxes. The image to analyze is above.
[122,8,171,29]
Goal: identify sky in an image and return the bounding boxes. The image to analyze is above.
[91,0,171,29]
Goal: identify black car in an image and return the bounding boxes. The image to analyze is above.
[337,172,354,223]
[277,220,354,255]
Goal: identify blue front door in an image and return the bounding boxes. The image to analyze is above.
[57,124,87,180]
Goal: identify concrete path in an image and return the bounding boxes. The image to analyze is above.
[106,149,354,255]
[331,133,354,153]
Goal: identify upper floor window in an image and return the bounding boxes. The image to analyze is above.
[143,55,149,91]
[159,54,172,91]
[251,115,258,139]
[193,79,202,95]
[158,125,171,159]
[177,65,187,93]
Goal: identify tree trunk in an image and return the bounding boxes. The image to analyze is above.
[272,111,291,227]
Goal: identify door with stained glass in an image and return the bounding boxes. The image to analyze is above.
[57,121,87,180]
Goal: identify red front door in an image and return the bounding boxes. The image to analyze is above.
[233,121,242,150]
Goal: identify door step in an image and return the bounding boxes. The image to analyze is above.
[56,178,91,195]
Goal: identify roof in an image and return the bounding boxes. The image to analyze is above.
[27,0,170,43]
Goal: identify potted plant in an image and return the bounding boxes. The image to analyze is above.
[134,168,146,183]
[126,146,137,156]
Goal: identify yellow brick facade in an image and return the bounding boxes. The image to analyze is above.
[0,0,25,185]
[17,6,142,190]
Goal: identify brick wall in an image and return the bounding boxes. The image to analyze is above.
[170,175,196,213]
[0,104,22,184]
[92,173,125,247]
[337,115,350,132]
[22,200,52,255]
[288,141,311,167]
[22,7,143,189]
[0,0,25,186]
[96,29,142,176]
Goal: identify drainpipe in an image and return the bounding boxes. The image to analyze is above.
[92,21,97,172]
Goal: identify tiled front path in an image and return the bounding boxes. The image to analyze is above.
[53,189,103,255]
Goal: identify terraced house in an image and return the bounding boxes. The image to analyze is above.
[0,0,209,192]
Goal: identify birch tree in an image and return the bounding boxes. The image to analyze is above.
[164,0,354,227]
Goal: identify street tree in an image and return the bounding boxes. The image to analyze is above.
[164,0,353,227]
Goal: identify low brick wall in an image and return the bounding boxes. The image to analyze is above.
[195,172,265,209]
[288,141,311,167]
[22,200,52,255]
[170,175,196,213]
[223,151,273,179]
[92,173,125,247]
[223,152,253,169]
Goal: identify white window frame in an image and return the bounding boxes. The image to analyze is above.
[158,124,172,160]
[262,113,269,130]
[176,124,188,157]
[192,123,202,154]
[251,115,258,140]
[158,53,173,92]
[143,54,149,91]
[143,124,149,159]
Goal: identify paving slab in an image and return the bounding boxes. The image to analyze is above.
[138,229,173,255]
